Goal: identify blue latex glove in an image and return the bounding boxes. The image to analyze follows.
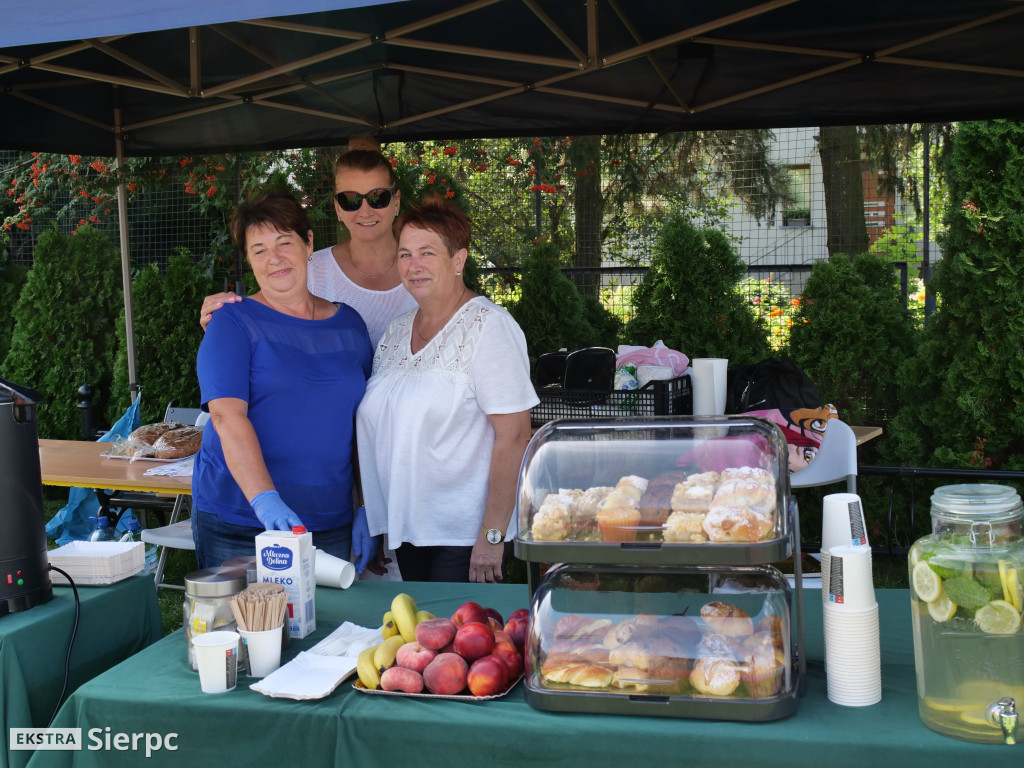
[250,490,303,531]
[351,506,378,574]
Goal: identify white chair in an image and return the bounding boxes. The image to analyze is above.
[790,418,858,494]
[129,401,204,590]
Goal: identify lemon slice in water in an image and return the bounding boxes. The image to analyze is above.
[927,591,957,622]
[975,600,1022,634]
[913,560,942,602]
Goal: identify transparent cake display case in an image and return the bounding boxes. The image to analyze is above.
[515,416,796,567]
[524,563,801,720]
[513,415,806,720]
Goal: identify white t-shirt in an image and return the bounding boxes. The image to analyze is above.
[356,297,540,550]
[306,246,418,346]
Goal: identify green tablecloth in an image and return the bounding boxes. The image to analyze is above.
[28,584,1021,767]
[2,575,162,768]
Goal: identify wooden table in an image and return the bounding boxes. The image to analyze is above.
[851,425,883,446]
[38,439,193,495]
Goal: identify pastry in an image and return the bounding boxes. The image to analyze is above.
[638,483,674,527]
[700,601,755,638]
[697,632,742,660]
[613,475,648,501]
[647,633,693,692]
[719,466,775,487]
[554,614,613,640]
[754,615,786,650]
[610,666,651,692]
[569,486,613,540]
[689,656,741,696]
[153,425,202,458]
[702,505,773,543]
[663,511,709,543]
[608,641,651,670]
[603,615,659,648]
[531,492,574,541]
[541,662,614,688]
[740,643,786,698]
[711,479,776,514]
[596,490,641,542]
[669,483,714,513]
[681,471,720,492]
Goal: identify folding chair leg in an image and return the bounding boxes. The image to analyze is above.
[151,494,189,591]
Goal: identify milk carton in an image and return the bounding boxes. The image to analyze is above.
[255,527,316,639]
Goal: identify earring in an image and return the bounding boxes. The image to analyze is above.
[308,255,313,262]
[455,270,462,276]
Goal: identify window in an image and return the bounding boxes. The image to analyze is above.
[783,165,811,225]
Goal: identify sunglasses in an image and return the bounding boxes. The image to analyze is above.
[335,187,396,212]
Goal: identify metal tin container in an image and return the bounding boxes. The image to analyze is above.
[183,566,247,671]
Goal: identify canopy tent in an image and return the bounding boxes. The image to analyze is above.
[2,0,1023,395]
[2,0,1023,156]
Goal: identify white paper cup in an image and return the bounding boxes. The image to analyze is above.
[192,631,239,693]
[825,545,876,610]
[692,358,728,415]
[315,548,356,589]
[240,627,283,678]
[822,493,869,550]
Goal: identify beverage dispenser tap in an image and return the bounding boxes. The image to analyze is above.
[987,697,1018,745]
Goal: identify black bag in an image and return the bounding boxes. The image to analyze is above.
[725,358,822,413]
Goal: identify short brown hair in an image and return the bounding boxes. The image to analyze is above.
[230,189,312,256]
[335,149,397,189]
[396,196,471,255]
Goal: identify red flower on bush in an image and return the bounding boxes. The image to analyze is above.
[207,186,218,197]
[90,160,109,173]
[507,158,522,166]
[443,146,458,155]
[69,155,80,164]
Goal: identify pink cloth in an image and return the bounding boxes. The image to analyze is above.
[616,341,689,376]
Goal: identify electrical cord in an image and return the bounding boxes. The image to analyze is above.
[45,564,80,728]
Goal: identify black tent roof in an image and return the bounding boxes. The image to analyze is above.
[2,0,1023,156]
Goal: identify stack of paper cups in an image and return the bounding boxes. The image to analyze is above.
[823,544,881,706]
[820,493,870,598]
[691,358,728,415]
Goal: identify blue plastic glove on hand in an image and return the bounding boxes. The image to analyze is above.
[250,490,303,531]
[351,506,378,574]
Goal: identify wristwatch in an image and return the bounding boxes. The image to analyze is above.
[481,524,504,544]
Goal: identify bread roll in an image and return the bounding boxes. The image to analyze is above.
[719,466,774,486]
[541,662,614,688]
[711,479,776,513]
[663,511,709,543]
[125,421,184,457]
[699,601,754,638]
[690,656,741,696]
[569,486,613,540]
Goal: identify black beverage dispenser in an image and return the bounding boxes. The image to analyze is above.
[0,377,53,616]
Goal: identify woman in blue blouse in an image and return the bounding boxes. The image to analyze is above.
[191,190,376,570]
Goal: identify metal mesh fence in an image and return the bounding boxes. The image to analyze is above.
[2,125,934,327]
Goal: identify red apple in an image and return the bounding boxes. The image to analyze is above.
[503,617,528,653]
[395,641,437,674]
[423,653,468,695]
[414,618,458,651]
[452,621,495,662]
[451,601,488,627]
[492,637,523,678]
[466,654,510,697]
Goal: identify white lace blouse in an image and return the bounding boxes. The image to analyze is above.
[355,296,539,549]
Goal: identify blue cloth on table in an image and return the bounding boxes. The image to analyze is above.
[45,396,142,545]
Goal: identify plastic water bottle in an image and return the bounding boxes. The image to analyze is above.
[88,514,116,542]
[119,517,159,574]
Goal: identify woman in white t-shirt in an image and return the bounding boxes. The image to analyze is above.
[356,197,538,583]
[201,147,417,346]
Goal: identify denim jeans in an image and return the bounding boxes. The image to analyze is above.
[192,509,353,570]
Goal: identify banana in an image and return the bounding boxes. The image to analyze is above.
[381,611,400,639]
[373,635,406,674]
[391,592,420,643]
[357,645,381,690]
[415,610,436,624]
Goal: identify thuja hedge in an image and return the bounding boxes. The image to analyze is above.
[626,213,770,364]
[109,251,219,425]
[2,226,123,438]
[886,119,1024,475]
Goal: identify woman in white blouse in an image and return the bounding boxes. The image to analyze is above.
[356,197,538,583]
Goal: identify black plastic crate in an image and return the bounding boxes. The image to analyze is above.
[530,374,692,428]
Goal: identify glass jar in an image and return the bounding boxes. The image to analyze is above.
[183,566,247,672]
[909,484,1024,744]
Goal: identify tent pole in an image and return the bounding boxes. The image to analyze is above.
[113,104,140,403]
